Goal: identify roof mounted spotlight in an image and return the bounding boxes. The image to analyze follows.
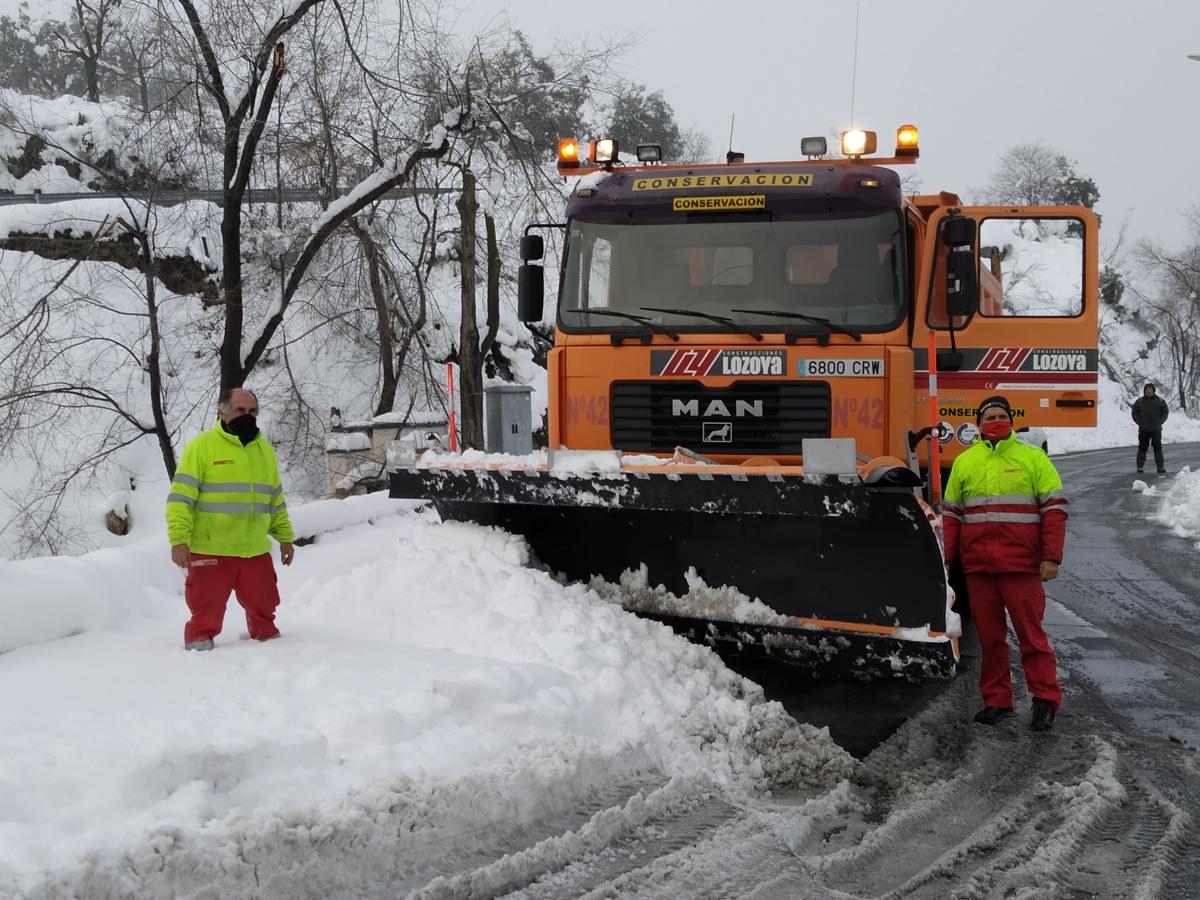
[589,137,619,165]
[840,129,877,159]
[800,136,828,158]
[636,143,663,163]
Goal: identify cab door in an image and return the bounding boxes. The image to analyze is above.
[917,205,1099,458]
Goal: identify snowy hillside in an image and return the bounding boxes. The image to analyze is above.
[0,90,553,559]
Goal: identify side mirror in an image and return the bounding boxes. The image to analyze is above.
[519,234,544,262]
[943,217,979,318]
[942,216,976,247]
[517,263,544,322]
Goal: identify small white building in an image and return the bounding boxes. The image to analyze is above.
[325,409,449,498]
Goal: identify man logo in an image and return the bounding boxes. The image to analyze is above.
[703,421,733,443]
[672,399,764,417]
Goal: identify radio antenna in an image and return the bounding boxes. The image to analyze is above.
[848,0,862,127]
[727,114,736,154]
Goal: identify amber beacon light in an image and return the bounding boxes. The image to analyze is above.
[558,138,580,167]
[896,124,919,158]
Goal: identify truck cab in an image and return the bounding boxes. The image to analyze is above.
[520,128,1098,480]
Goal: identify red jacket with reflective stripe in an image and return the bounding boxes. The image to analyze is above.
[941,432,1067,574]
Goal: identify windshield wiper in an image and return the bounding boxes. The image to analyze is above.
[638,307,763,340]
[567,308,680,341]
[729,308,862,341]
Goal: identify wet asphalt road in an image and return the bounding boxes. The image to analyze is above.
[728,442,1200,757]
[1047,442,1200,747]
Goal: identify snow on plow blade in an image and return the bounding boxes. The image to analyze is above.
[389,462,958,678]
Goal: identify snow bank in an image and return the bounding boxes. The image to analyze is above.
[0,505,851,898]
[0,492,416,653]
[1146,466,1200,544]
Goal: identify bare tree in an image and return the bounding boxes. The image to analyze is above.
[49,0,123,102]
[1136,220,1200,415]
[0,198,190,554]
[157,0,329,392]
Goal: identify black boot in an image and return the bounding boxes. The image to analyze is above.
[974,706,1015,725]
[1031,699,1056,731]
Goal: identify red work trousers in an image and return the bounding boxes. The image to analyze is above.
[183,553,281,644]
[966,572,1062,710]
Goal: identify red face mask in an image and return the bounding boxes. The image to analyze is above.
[980,421,1012,442]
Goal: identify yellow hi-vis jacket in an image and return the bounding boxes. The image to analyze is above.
[941,432,1068,574]
[165,423,295,557]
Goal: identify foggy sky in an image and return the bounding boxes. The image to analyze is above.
[463,0,1200,254]
[7,0,1199,253]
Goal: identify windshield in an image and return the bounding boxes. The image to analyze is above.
[559,211,905,333]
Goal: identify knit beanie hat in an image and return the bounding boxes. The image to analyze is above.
[1144,383,1156,393]
[975,395,1013,424]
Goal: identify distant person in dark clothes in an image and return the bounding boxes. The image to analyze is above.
[1131,383,1169,474]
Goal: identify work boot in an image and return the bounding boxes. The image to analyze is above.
[1030,699,1056,732]
[1136,468,1144,474]
[184,639,214,651]
[1157,468,1167,475]
[974,706,1015,725]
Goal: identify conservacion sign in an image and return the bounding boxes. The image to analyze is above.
[672,195,765,212]
[632,173,815,191]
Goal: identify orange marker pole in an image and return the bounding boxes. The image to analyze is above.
[447,363,458,453]
[927,329,942,505]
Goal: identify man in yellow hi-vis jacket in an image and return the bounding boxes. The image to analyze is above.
[166,387,295,651]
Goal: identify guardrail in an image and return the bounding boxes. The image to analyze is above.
[0,186,454,206]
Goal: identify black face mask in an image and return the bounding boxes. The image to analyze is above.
[223,414,259,445]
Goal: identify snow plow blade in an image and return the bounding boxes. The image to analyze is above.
[389,461,958,679]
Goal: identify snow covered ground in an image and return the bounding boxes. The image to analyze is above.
[0,492,850,899]
[4,409,1198,897]
[4,446,1198,896]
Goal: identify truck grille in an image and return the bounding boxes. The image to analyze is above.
[610,381,830,454]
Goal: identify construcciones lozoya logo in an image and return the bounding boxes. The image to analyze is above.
[651,349,785,377]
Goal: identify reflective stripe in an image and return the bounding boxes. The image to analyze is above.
[963,512,1043,524]
[199,482,253,493]
[195,502,278,515]
[963,494,1036,508]
[1038,489,1068,504]
[197,502,255,513]
[166,492,196,507]
[252,483,277,494]
[273,502,287,513]
[173,473,200,489]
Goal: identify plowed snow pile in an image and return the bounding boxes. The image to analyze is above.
[0,498,850,899]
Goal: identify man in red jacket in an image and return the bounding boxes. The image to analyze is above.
[942,396,1068,732]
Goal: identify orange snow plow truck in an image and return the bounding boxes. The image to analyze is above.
[390,126,1098,678]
